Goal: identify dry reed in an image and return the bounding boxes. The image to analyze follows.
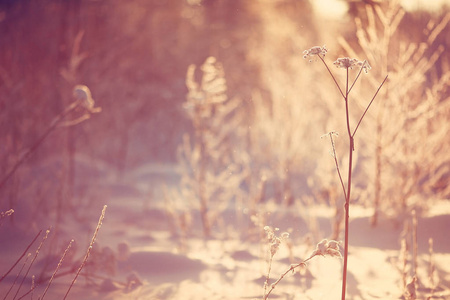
[63,205,107,300]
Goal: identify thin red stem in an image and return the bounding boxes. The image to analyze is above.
[319,56,345,100]
[341,68,353,300]
[352,75,388,137]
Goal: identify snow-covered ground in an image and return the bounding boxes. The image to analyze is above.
[1,163,449,300]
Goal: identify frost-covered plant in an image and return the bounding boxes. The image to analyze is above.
[262,226,289,299]
[0,229,49,299]
[0,205,107,299]
[263,237,341,300]
[0,85,101,191]
[302,45,387,300]
[393,211,443,299]
[178,57,246,238]
[302,45,327,61]
[64,205,107,299]
[338,2,450,225]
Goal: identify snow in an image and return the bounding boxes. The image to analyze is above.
[1,162,450,300]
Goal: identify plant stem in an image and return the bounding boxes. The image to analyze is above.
[328,133,347,200]
[63,205,107,300]
[263,257,311,300]
[0,230,41,283]
[319,56,345,100]
[0,100,82,191]
[352,75,388,137]
[316,54,386,300]
[341,67,353,300]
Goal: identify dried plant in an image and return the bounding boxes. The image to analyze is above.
[303,45,387,300]
[263,237,341,300]
[178,56,246,238]
[338,1,450,225]
[63,205,107,299]
[0,230,43,284]
[162,185,192,251]
[391,210,447,299]
[14,229,51,298]
[262,226,290,298]
[0,85,101,192]
[2,253,30,300]
[40,239,74,300]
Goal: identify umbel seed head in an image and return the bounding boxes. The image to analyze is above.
[333,57,371,73]
[303,45,328,61]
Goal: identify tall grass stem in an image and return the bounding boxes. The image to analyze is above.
[63,205,107,300]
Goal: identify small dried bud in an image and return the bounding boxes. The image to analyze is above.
[73,85,101,113]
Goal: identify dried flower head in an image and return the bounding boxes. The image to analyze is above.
[264,226,289,257]
[333,57,371,73]
[311,239,342,258]
[303,45,327,61]
[73,85,102,113]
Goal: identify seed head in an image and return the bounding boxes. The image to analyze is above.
[311,239,342,258]
[303,45,327,62]
[333,57,371,73]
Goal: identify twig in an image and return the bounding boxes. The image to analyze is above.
[347,61,365,95]
[326,132,347,200]
[263,256,274,297]
[63,205,107,300]
[352,75,388,137]
[0,230,41,283]
[263,257,312,300]
[16,284,37,300]
[2,253,31,300]
[319,56,346,100]
[40,239,74,300]
[0,101,82,191]
[13,229,51,300]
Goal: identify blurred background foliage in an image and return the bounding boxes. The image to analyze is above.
[0,0,448,232]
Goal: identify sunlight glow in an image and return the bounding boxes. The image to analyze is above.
[313,0,450,19]
[312,0,348,19]
[401,0,450,11]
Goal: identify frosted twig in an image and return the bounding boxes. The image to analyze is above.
[40,240,74,300]
[0,230,41,283]
[14,229,51,299]
[63,205,107,300]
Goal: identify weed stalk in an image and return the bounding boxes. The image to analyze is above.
[303,46,387,299]
[63,205,107,300]
[0,230,42,283]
